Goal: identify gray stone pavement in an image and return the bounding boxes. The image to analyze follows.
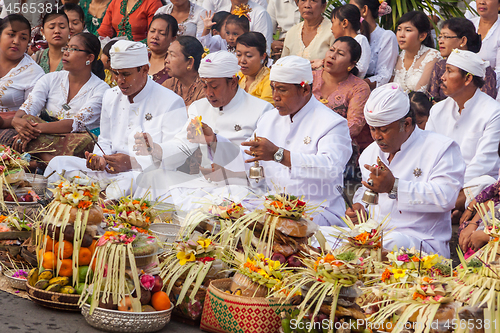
[0,290,202,333]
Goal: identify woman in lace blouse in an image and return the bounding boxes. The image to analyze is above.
[392,11,441,93]
[9,33,109,163]
[428,18,497,102]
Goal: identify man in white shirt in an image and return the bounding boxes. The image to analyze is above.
[189,56,353,226]
[426,49,500,221]
[347,83,465,258]
[133,51,273,209]
[44,41,188,199]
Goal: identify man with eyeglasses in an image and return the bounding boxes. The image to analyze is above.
[426,49,500,226]
[45,40,189,199]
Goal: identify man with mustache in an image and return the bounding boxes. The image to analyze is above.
[426,49,500,225]
[347,83,465,258]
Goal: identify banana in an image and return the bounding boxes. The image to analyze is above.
[46,283,61,292]
[27,268,38,287]
[49,277,70,287]
[38,270,53,281]
[60,286,76,294]
[34,279,50,290]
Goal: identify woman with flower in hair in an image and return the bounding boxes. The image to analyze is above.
[281,0,334,61]
[163,36,206,107]
[351,0,398,89]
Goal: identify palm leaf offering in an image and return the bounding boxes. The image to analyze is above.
[451,201,500,333]
[274,249,369,333]
[77,196,164,315]
[0,145,30,208]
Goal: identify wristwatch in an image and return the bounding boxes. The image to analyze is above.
[274,147,284,163]
[388,178,399,199]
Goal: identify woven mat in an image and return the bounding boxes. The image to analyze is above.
[0,272,29,299]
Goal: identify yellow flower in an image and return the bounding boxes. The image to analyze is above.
[257,253,266,260]
[269,260,280,271]
[177,251,195,265]
[422,254,439,269]
[197,238,211,249]
[391,268,407,280]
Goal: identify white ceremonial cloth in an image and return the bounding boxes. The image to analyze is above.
[45,79,188,199]
[0,54,44,112]
[201,0,273,52]
[353,128,465,258]
[354,34,371,79]
[366,24,398,87]
[213,96,352,226]
[426,89,500,185]
[20,71,110,132]
[267,0,300,38]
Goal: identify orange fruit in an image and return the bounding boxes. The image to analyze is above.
[42,251,56,270]
[54,240,73,259]
[59,258,73,277]
[78,247,92,266]
[88,239,97,256]
[151,291,171,311]
[43,235,54,252]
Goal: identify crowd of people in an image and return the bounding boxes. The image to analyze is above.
[0,0,499,260]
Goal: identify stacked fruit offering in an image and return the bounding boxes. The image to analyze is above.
[30,177,101,295]
[78,197,166,314]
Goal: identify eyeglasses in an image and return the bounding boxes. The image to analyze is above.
[62,47,89,53]
[437,35,459,40]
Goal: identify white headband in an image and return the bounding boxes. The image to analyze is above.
[446,49,489,78]
[364,83,410,127]
[269,55,313,85]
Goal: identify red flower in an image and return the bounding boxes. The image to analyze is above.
[198,257,215,264]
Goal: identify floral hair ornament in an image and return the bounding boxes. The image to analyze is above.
[231,4,252,20]
[299,80,309,87]
[378,1,391,17]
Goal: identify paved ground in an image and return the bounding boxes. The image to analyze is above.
[0,290,202,333]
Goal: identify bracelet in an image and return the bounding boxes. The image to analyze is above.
[466,206,475,213]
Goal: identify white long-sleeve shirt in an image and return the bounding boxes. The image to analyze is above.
[20,70,109,132]
[354,34,371,79]
[366,24,398,87]
[0,54,44,112]
[214,96,352,226]
[353,127,465,257]
[426,89,500,185]
[471,15,500,97]
[267,0,300,38]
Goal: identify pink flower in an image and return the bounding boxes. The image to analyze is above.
[434,295,443,302]
[140,274,155,290]
[397,254,410,262]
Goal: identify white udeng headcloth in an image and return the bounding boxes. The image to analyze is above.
[269,55,313,85]
[110,40,149,70]
[364,83,410,127]
[198,51,240,78]
[446,49,489,78]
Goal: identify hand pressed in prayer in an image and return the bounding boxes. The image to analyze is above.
[12,116,41,141]
[345,203,367,225]
[12,135,30,153]
[187,121,216,145]
[104,153,133,174]
[271,40,284,57]
[242,136,278,163]
[85,151,106,171]
[362,161,396,194]
[310,58,324,70]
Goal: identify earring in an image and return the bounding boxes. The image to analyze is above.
[347,67,352,71]
[460,44,464,47]
[187,66,191,70]
[85,60,90,65]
